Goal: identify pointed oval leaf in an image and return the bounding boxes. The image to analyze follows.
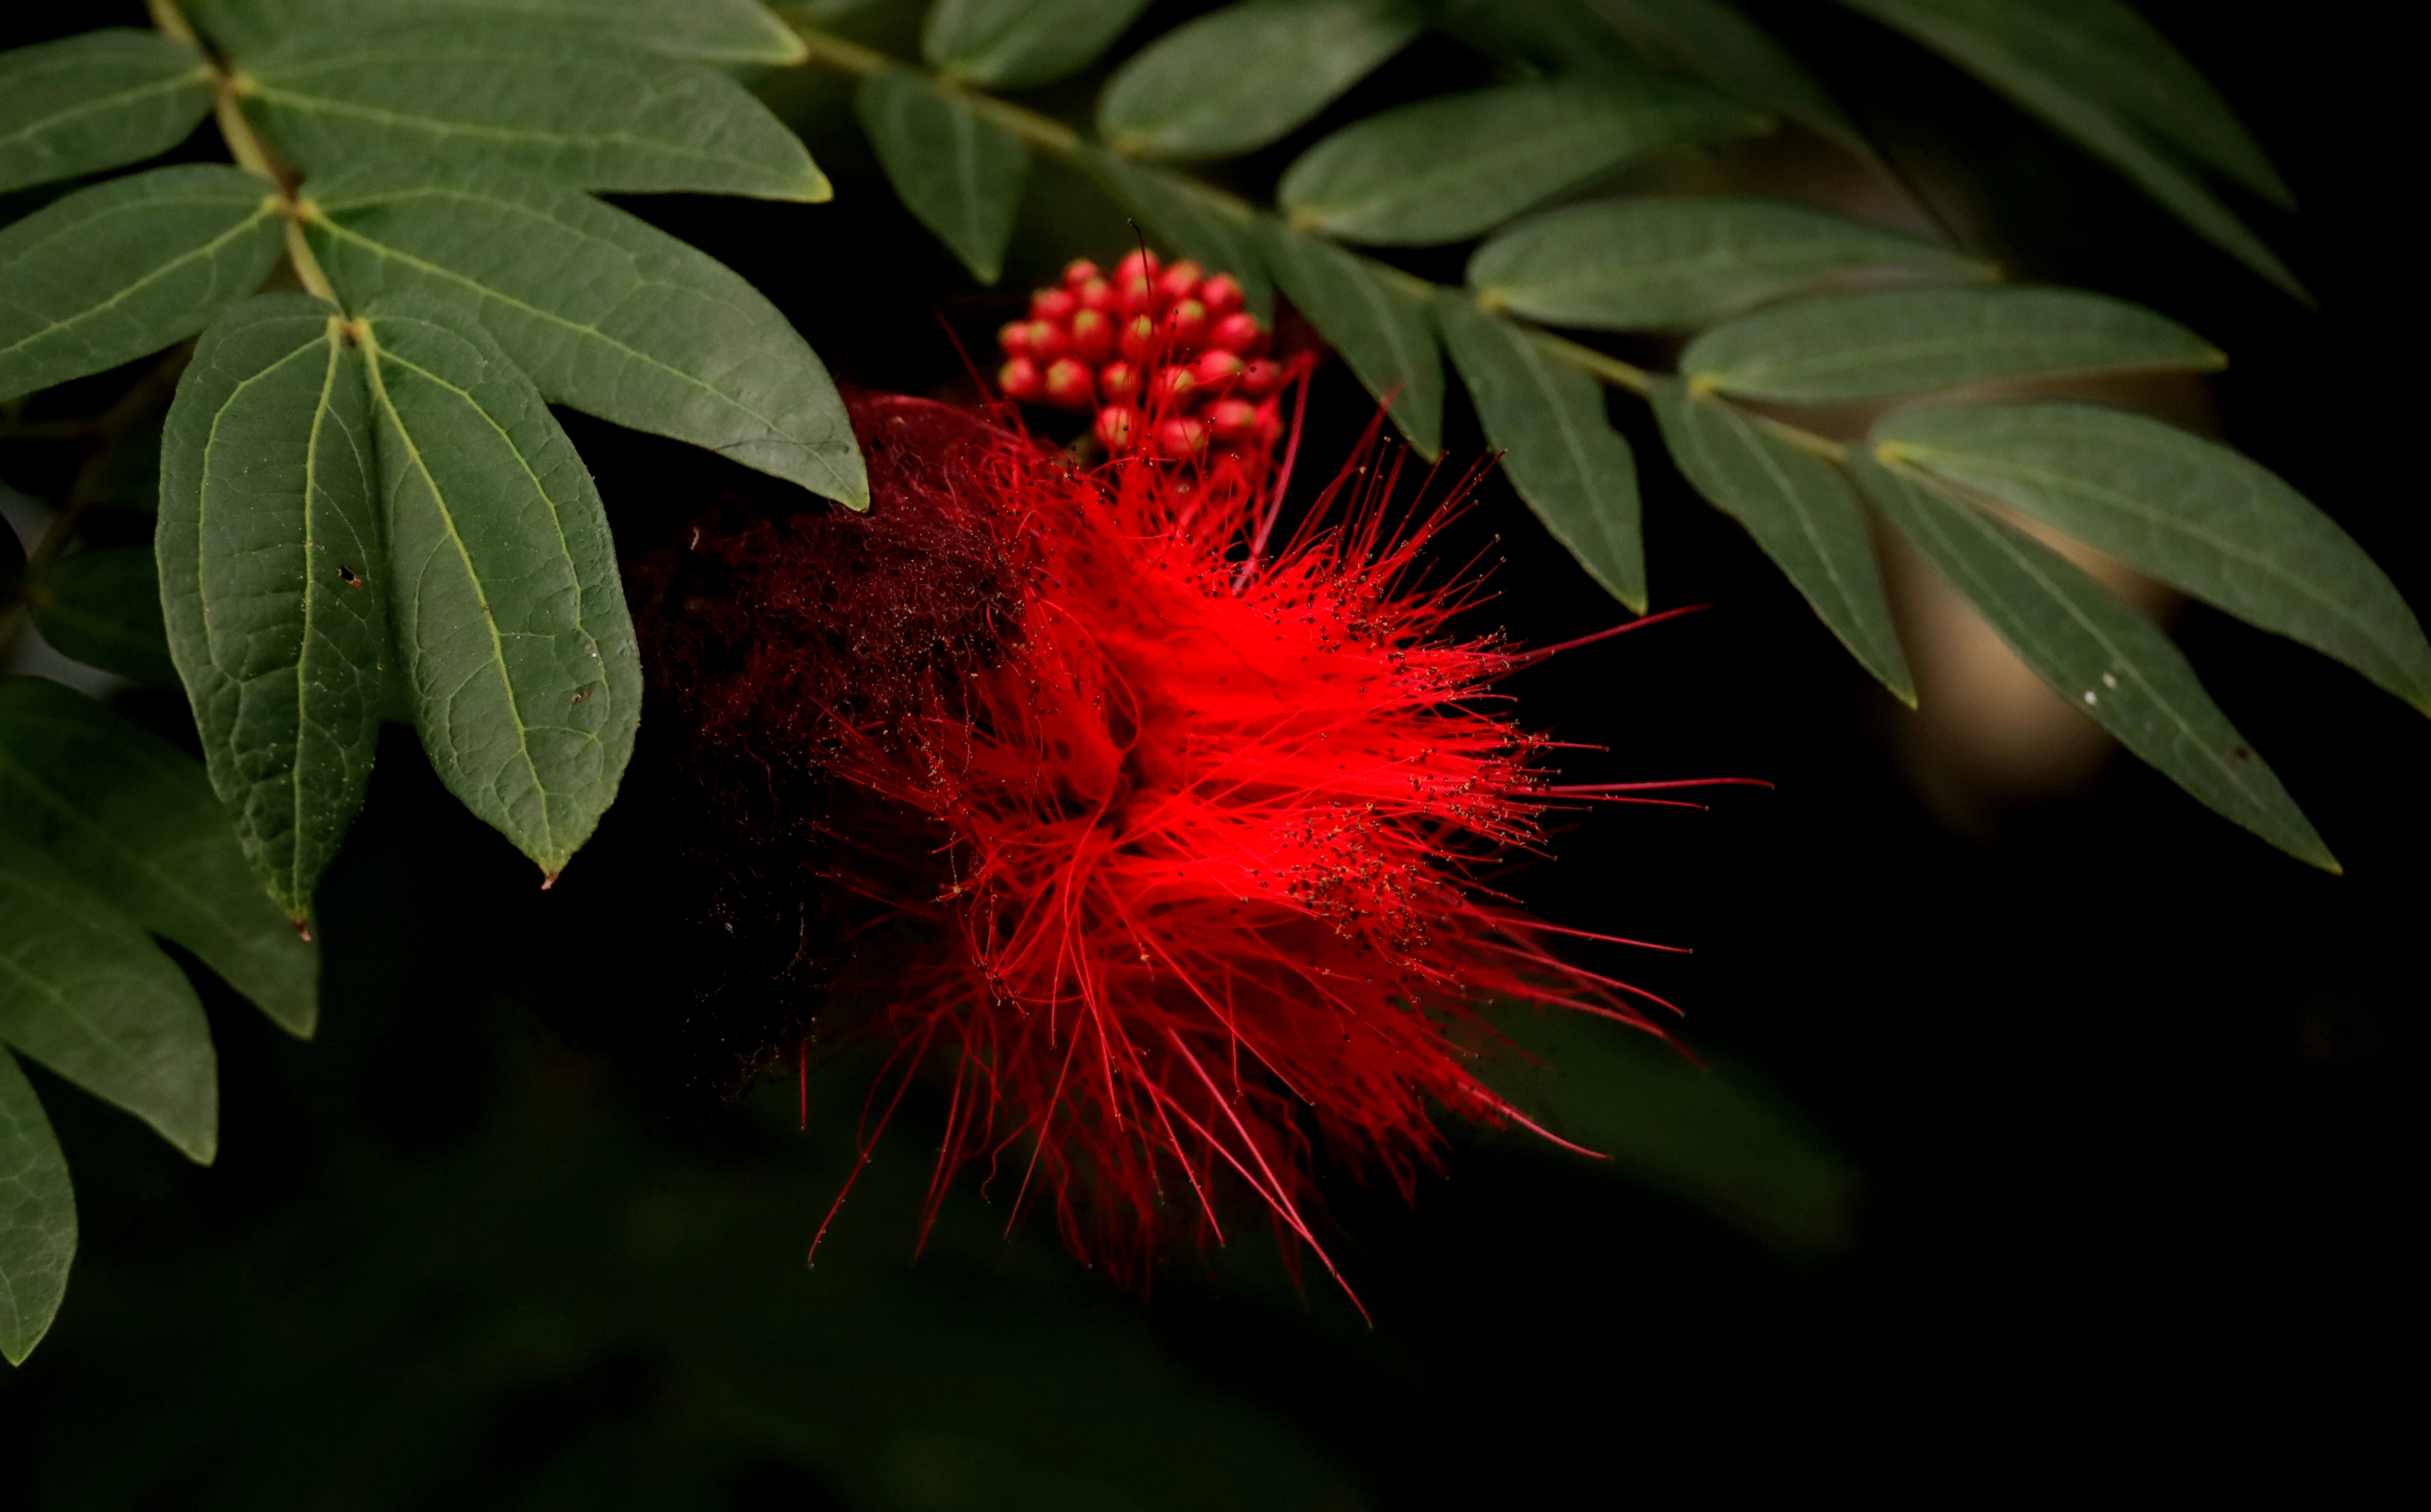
[925,0,1156,90]
[24,547,179,685]
[1649,377,1911,701]
[1075,146,1274,321]
[240,26,827,201]
[1253,218,1441,459]
[1857,454,2336,870]
[1435,294,1644,612]
[303,164,865,509]
[160,294,385,930]
[1478,1004,1860,1259]
[1874,403,2431,715]
[0,28,214,197]
[1597,0,1872,162]
[1437,0,1654,78]
[0,1046,76,1366]
[1683,287,2222,404]
[0,844,218,1163]
[855,69,1031,286]
[0,164,285,405]
[358,299,641,878]
[1098,0,1424,160]
[192,0,808,64]
[1833,0,2298,297]
[1470,195,1993,333]
[0,678,320,1037]
[1279,76,1759,246]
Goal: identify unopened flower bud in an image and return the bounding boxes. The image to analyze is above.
[1061,257,1101,288]
[1024,320,1068,360]
[1095,404,1143,450]
[1068,307,1114,363]
[998,356,1042,399]
[1164,298,1208,354]
[999,320,1030,357]
[1155,416,1209,460]
[1074,276,1116,313]
[1199,274,1245,316]
[1149,364,1196,407]
[1118,312,1159,363]
[1113,249,1162,284]
[1031,288,1076,323]
[1236,358,1282,397]
[1206,397,1260,442]
[1209,312,1266,356]
[1117,274,1159,318]
[1043,357,1094,408]
[1192,348,1245,391]
[1155,260,1204,302]
[1099,360,1140,403]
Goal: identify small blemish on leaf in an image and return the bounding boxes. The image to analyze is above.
[338,564,363,589]
[2230,744,2255,762]
[571,688,592,705]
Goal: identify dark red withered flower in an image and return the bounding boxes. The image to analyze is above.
[634,328,1694,1308]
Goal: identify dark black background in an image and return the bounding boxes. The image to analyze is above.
[3,1,2417,1504]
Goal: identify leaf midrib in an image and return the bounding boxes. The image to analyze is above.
[251,84,783,182]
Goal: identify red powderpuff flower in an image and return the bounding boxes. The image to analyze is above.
[725,389,1716,1310]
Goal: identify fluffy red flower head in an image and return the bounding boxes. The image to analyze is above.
[636,347,1692,1305]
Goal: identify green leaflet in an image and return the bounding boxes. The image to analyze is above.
[23,548,179,685]
[1832,0,2300,299]
[0,513,22,610]
[303,164,865,510]
[924,0,1156,90]
[357,300,641,881]
[0,841,218,1165]
[160,295,384,930]
[1648,378,1912,702]
[1470,196,1993,333]
[855,69,1030,286]
[1478,1005,1860,1259]
[1075,146,1274,321]
[0,165,285,405]
[1857,454,2337,871]
[1098,0,1425,160]
[1434,294,1644,612]
[1435,0,1652,78]
[0,1046,76,1367]
[1253,218,1441,459]
[190,0,808,65]
[0,29,215,197]
[1874,404,2431,715]
[240,24,828,201]
[1682,286,2222,403]
[1594,0,1874,162]
[0,678,319,1037]
[1279,76,1760,246]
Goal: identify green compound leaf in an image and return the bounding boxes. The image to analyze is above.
[1471,195,1993,333]
[1832,0,2300,299]
[1683,286,2222,404]
[1253,218,1440,460]
[0,28,214,197]
[1435,294,1643,612]
[239,25,827,201]
[0,1045,76,1367]
[1075,146,1273,321]
[190,0,808,64]
[1596,0,1874,162]
[1649,377,1911,702]
[358,299,641,881]
[23,548,179,686]
[160,294,384,931]
[0,165,284,405]
[1875,403,2431,715]
[0,841,218,1165]
[924,0,1155,90]
[1099,0,1424,160]
[305,164,865,509]
[0,677,319,1037]
[1857,454,2336,871]
[1279,76,1759,246]
[855,69,1030,286]
[1478,1005,1860,1259]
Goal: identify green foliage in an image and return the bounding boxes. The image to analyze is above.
[856,67,1031,284]
[0,29,214,196]
[1078,144,1276,319]
[1279,76,1759,245]
[188,0,812,64]
[1650,378,1913,703]
[0,1046,75,1367]
[1470,196,1993,332]
[1859,456,2338,870]
[924,0,1155,90]
[1680,286,2224,402]
[1098,0,1425,159]
[0,166,284,405]
[20,545,179,685]
[1253,218,1442,458]
[1435,293,1645,611]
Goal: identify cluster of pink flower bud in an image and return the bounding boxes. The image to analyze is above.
[997,251,1287,461]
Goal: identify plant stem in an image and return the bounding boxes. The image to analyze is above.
[780,22,1849,464]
